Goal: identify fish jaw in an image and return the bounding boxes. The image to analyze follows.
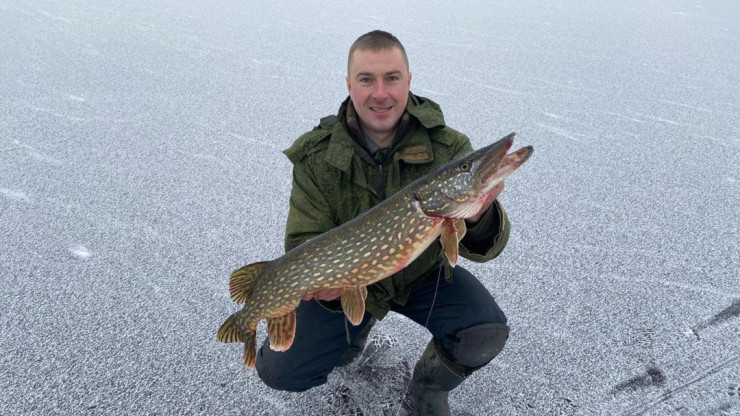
[414,133,532,219]
[471,133,514,191]
[480,144,533,190]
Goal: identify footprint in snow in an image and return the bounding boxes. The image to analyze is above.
[0,188,31,203]
[69,245,92,260]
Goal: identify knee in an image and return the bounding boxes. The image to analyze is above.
[255,351,326,392]
[450,323,510,370]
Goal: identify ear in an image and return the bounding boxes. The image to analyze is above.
[408,72,412,88]
[346,75,351,93]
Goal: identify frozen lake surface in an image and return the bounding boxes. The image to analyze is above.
[1,0,738,415]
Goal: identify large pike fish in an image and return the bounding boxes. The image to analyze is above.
[218,132,533,368]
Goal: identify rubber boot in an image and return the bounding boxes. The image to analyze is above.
[336,317,377,367]
[409,339,465,416]
[409,323,510,415]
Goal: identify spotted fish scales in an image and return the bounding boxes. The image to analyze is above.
[217,132,533,368]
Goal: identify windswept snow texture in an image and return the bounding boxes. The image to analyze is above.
[1,1,739,415]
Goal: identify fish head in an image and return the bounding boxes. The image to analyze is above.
[414,132,533,218]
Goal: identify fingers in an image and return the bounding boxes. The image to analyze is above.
[303,287,348,301]
[467,182,506,224]
[489,182,505,200]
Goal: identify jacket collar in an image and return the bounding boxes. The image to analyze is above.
[406,94,446,130]
[325,93,444,172]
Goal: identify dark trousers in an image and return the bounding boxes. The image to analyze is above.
[255,266,507,392]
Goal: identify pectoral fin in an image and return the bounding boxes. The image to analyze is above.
[267,311,297,352]
[454,218,467,242]
[441,218,466,268]
[230,261,269,303]
[341,286,368,326]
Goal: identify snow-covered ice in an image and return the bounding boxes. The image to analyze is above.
[69,245,93,260]
[1,0,738,415]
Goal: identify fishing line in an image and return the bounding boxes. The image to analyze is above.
[394,264,443,416]
[424,265,443,329]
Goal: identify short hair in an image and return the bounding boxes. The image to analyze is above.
[347,30,409,74]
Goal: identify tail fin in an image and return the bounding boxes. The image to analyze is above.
[243,333,257,369]
[218,313,259,369]
[217,313,244,343]
[230,261,269,303]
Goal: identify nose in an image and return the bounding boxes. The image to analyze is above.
[372,80,389,100]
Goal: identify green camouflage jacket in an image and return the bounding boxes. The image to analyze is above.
[283,94,510,319]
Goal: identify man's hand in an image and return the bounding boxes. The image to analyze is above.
[467,182,505,224]
[303,287,348,302]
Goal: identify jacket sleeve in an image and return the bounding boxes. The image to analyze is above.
[449,136,512,263]
[284,157,347,311]
[459,200,511,262]
[284,157,336,253]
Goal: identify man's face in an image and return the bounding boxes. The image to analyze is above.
[346,47,411,144]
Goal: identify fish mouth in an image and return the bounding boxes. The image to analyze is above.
[476,133,514,187]
[476,132,533,190]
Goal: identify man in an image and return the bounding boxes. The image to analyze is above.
[255,30,511,415]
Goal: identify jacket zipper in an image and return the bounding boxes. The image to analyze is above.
[377,163,386,201]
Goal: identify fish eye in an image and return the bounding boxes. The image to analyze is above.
[459,162,471,172]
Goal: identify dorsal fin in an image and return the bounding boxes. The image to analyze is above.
[229,261,269,303]
[341,286,368,326]
[266,311,297,352]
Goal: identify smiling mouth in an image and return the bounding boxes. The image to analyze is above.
[370,106,392,113]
